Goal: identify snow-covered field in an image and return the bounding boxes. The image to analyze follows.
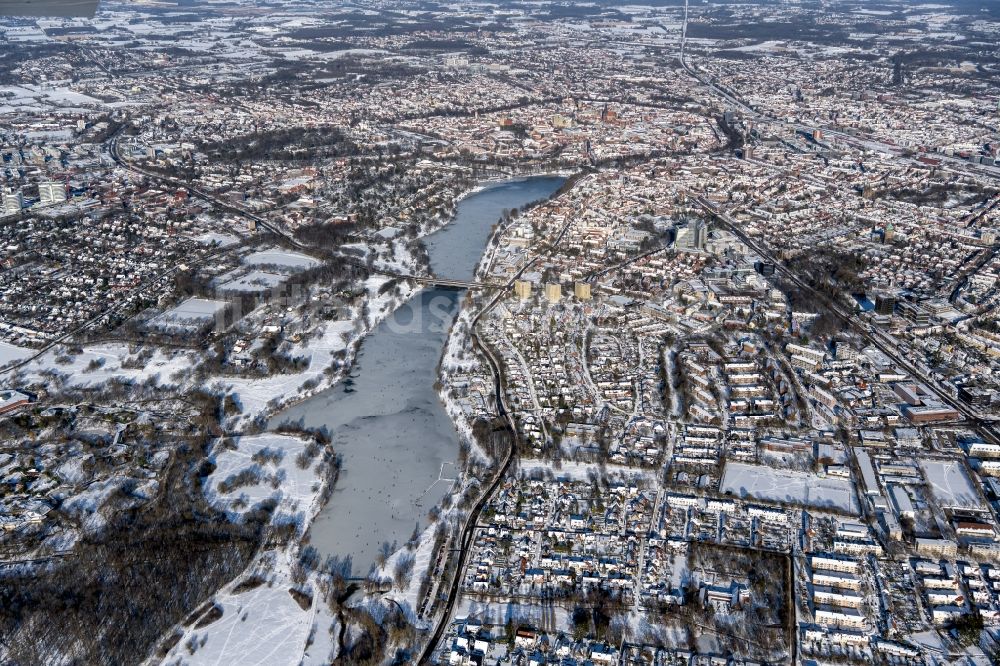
[0,340,34,367]
[244,248,320,271]
[148,298,227,334]
[205,433,324,529]
[216,269,286,293]
[18,342,197,387]
[454,597,571,631]
[720,462,859,513]
[0,84,102,114]
[920,458,980,509]
[518,459,659,484]
[193,231,240,247]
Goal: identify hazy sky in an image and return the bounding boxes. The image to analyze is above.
[0,0,99,19]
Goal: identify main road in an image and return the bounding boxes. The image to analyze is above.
[109,133,508,292]
[416,202,581,664]
[675,5,1000,181]
[0,136,502,381]
[108,134,308,249]
[0,131,289,379]
[676,4,999,439]
[696,196,1000,444]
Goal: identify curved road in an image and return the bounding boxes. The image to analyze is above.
[416,202,580,664]
[109,135,308,249]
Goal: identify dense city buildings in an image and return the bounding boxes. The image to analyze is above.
[1,0,1000,664]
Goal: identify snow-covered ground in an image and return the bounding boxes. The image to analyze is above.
[148,298,228,334]
[193,231,240,247]
[518,459,659,484]
[243,248,320,271]
[371,520,442,626]
[205,433,325,530]
[920,458,981,509]
[161,433,339,665]
[160,551,341,666]
[720,461,859,513]
[454,597,571,631]
[437,303,489,463]
[61,476,131,535]
[216,269,286,293]
[17,342,197,388]
[371,238,422,275]
[0,340,34,367]
[0,84,103,115]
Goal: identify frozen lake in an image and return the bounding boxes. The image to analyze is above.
[424,176,566,282]
[270,176,564,576]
